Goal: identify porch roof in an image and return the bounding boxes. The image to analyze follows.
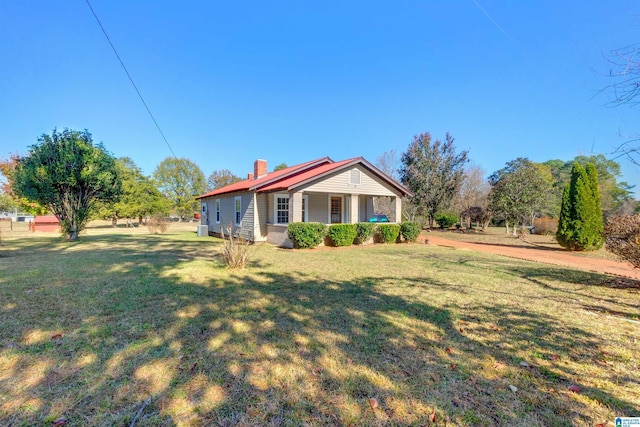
[196,157,331,199]
[196,156,412,199]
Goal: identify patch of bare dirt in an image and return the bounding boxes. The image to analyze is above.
[422,234,640,280]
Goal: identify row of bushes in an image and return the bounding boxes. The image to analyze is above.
[287,221,420,249]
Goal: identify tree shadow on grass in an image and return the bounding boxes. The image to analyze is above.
[0,235,638,425]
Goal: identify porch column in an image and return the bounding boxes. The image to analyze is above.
[350,194,359,224]
[394,196,402,223]
[290,191,303,223]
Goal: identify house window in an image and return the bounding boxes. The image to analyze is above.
[349,169,361,185]
[215,199,220,224]
[234,196,241,226]
[275,194,289,224]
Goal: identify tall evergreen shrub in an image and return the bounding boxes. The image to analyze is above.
[556,163,604,251]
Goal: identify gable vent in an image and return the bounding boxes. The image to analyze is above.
[349,169,361,185]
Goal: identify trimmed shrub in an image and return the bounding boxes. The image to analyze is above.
[378,223,401,244]
[287,222,327,249]
[435,213,458,229]
[355,222,377,244]
[400,221,420,242]
[328,224,357,246]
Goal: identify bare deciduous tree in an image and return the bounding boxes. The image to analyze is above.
[452,165,490,228]
[604,44,640,165]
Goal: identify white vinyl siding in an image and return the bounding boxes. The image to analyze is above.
[307,192,328,223]
[201,192,253,240]
[234,196,242,226]
[301,166,397,196]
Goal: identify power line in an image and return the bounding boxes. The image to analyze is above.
[83,0,178,159]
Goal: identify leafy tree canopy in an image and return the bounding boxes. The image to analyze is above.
[13,128,121,240]
[488,158,553,230]
[154,157,206,219]
[95,157,169,223]
[273,163,288,172]
[399,132,468,228]
[542,154,633,217]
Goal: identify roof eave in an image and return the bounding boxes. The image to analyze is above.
[248,156,333,192]
[287,157,413,197]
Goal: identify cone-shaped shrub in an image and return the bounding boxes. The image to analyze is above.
[556,163,604,251]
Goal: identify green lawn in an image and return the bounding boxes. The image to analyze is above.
[0,226,638,426]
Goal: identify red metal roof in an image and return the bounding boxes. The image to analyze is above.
[258,158,356,192]
[196,156,411,199]
[34,215,59,223]
[196,157,330,199]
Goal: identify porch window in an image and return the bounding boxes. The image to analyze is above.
[215,199,220,224]
[275,194,289,224]
[234,196,241,226]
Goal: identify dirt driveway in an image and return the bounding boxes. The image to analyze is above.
[423,234,640,280]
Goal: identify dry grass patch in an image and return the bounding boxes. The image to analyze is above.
[0,223,638,426]
[435,226,619,260]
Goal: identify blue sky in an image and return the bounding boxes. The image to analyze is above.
[1,1,639,194]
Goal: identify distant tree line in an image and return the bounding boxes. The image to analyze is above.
[378,130,636,252]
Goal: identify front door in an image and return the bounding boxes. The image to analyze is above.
[330,196,342,223]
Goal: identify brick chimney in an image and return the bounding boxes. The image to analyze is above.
[254,159,267,179]
[247,173,254,180]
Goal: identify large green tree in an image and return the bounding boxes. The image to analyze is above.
[556,163,605,251]
[488,158,553,234]
[399,132,468,227]
[96,157,169,224]
[13,129,121,240]
[154,157,206,219]
[543,154,633,217]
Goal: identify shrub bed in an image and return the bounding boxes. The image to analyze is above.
[287,222,327,249]
[355,222,377,244]
[377,223,401,244]
[400,221,420,242]
[435,213,458,229]
[328,224,357,246]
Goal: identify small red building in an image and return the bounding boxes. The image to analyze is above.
[33,215,60,232]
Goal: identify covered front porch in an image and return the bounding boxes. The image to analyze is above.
[263,191,402,247]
